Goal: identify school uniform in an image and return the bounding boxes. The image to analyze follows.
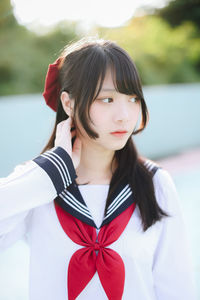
[0,146,196,299]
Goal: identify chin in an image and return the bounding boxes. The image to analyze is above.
[109,142,128,151]
[115,144,127,150]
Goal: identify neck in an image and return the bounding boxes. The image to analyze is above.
[75,142,116,185]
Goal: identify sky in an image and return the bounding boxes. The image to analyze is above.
[11,0,169,33]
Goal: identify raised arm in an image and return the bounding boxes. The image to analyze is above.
[0,146,77,249]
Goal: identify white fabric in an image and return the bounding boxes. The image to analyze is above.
[0,160,197,300]
[79,184,109,229]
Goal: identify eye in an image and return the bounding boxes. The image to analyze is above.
[101,98,113,103]
[130,97,139,103]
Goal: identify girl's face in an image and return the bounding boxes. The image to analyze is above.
[76,68,141,152]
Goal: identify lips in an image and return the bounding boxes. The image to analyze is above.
[110,131,128,138]
[111,131,128,134]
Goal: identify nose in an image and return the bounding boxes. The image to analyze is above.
[113,101,130,123]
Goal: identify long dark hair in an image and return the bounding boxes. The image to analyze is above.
[41,36,169,231]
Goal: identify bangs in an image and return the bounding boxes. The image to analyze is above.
[93,46,144,101]
[59,39,148,138]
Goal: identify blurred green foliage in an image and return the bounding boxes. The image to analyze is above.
[156,0,200,29]
[0,0,200,96]
[97,15,200,85]
[0,0,81,95]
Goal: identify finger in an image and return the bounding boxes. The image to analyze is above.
[56,120,67,133]
[58,118,69,126]
[73,136,82,153]
[61,118,72,133]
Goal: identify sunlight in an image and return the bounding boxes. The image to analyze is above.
[11,0,168,31]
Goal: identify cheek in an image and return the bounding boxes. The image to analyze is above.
[89,105,105,127]
[89,102,141,129]
[133,103,141,122]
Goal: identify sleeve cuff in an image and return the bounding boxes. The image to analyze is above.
[32,146,77,194]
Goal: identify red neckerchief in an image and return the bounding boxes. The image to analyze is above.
[54,201,136,299]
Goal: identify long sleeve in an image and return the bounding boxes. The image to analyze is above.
[0,146,77,249]
[152,169,197,300]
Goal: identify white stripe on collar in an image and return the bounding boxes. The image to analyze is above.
[59,190,93,220]
[41,151,71,186]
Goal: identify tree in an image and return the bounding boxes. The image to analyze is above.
[0,0,19,29]
[156,0,200,29]
[97,15,200,85]
[0,0,80,96]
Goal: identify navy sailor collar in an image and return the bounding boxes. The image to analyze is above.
[33,146,160,229]
[55,177,134,229]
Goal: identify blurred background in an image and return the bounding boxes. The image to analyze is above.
[0,0,200,299]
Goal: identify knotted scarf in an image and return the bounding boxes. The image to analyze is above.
[54,201,136,299]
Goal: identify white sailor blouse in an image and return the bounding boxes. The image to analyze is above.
[0,146,197,299]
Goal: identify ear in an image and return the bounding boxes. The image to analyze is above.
[60,91,74,117]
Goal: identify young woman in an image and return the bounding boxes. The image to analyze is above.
[0,36,196,300]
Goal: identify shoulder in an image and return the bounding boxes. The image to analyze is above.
[143,158,161,176]
[154,169,182,218]
[143,158,176,195]
[143,158,182,216]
